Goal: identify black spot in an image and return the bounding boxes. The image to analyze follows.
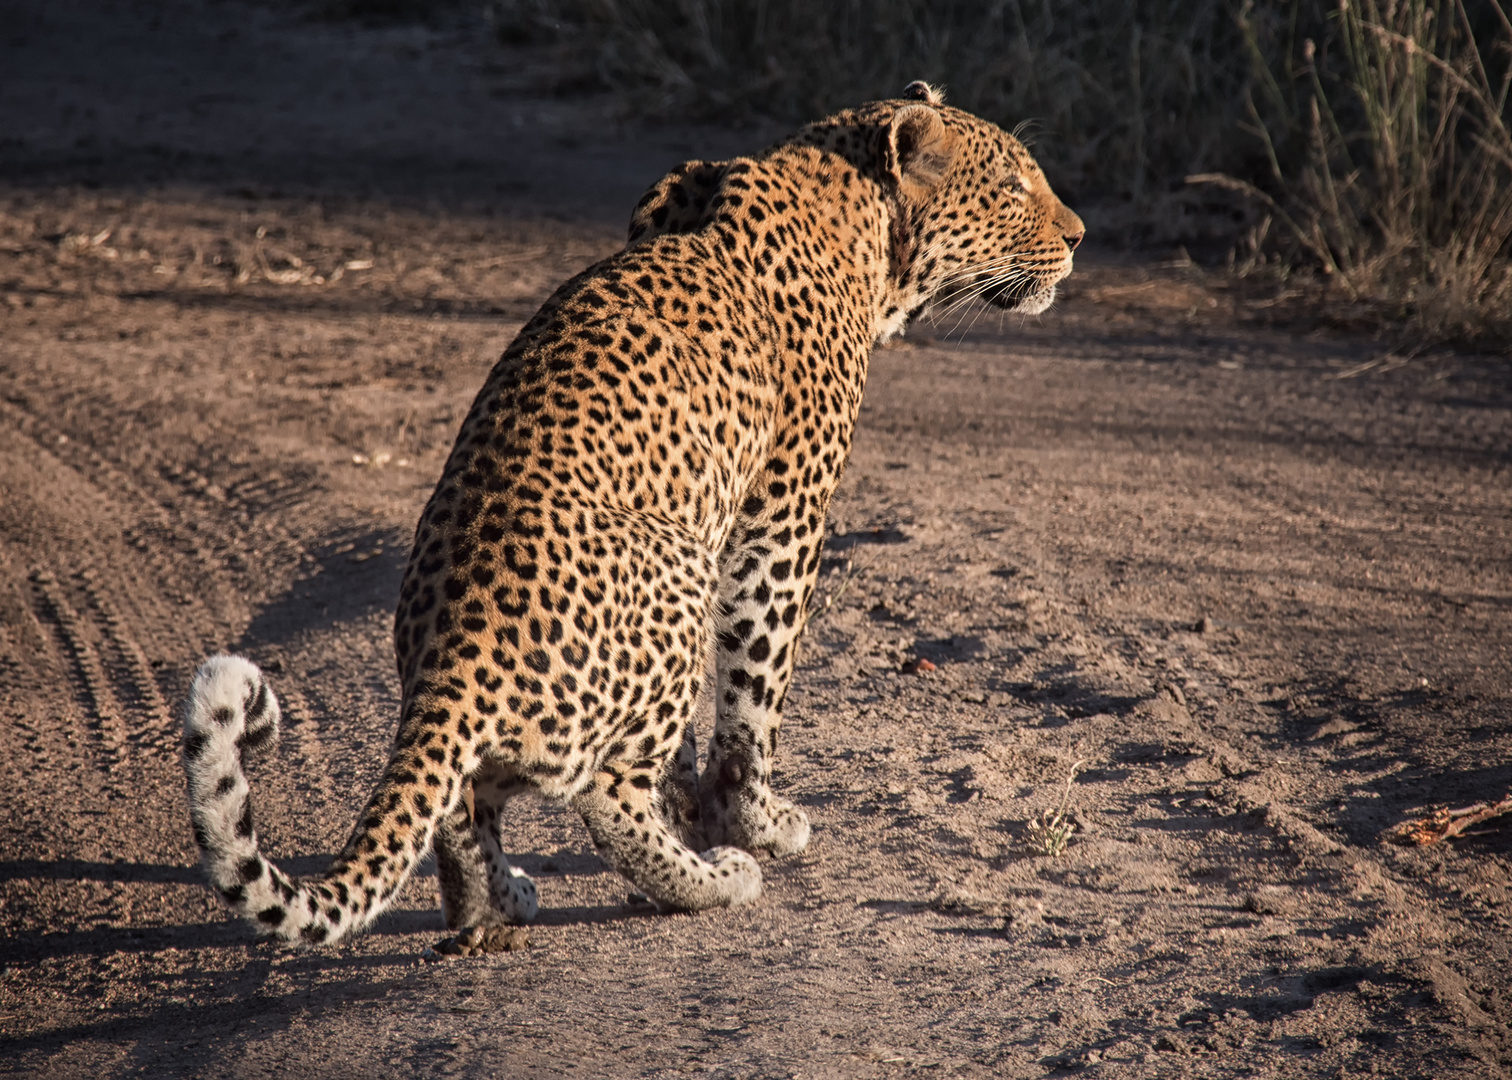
[244,680,270,725]
[184,731,208,760]
[211,706,235,727]
[237,855,264,882]
[237,722,274,756]
[257,905,286,926]
[235,800,254,839]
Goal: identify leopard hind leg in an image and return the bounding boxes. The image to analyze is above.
[573,758,761,913]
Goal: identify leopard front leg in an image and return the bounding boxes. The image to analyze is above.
[702,527,821,856]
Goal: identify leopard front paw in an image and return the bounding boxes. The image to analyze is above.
[712,793,808,857]
[702,756,810,857]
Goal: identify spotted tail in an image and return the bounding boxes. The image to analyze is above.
[182,655,439,945]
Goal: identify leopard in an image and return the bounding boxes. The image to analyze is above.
[182,81,1084,947]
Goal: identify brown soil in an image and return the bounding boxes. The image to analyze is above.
[2,3,1510,1077]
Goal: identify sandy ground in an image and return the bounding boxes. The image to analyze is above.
[1,2,1510,1077]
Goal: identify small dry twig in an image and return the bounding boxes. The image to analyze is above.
[1387,793,1512,846]
[804,554,867,629]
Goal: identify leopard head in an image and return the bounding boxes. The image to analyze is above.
[798,83,1085,340]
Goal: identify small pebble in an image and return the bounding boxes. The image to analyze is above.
[902,658,936,675]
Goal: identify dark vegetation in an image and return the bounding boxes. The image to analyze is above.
[484,0,1512,350]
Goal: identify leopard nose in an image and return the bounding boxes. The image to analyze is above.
[1055,203,1086,252]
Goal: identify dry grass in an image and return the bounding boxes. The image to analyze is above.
[1195,0,1512,348]
[488,0,1511,349]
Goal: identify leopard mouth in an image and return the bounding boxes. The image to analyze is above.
[982,279,1058,314]
[919,259,1071,327]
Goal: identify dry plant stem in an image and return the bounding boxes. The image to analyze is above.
[1389,794,1512,847]
[1185,172,1336,273]
[803,554,867,630]
[1025,758,1085,858]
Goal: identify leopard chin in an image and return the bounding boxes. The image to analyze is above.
[1012,283,1058,315]
[985,279,1058,315]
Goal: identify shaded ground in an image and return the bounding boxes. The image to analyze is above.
[1,2,1510,1077]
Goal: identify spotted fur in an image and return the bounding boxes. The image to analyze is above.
[182,88,1083,945]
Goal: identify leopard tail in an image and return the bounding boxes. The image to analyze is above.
[182,654,449,946]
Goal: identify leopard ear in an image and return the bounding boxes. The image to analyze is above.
[628,160,729,245]
[901,80,945,106]
[883,104,955,198]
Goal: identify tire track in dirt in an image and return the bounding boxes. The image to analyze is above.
[0,390,318,783]
[0,540,74,790]
[24,568,181,765]
[0,361,398,884]
[81,578,178,761]
[260,668,344,826]
[26,570,132,773]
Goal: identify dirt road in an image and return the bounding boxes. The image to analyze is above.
[2,3,1510,1077]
